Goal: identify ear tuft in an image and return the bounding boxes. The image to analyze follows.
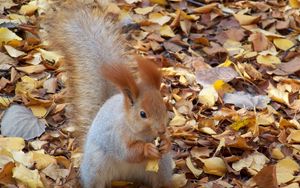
[136,56,162,90]
[101,63,138,104]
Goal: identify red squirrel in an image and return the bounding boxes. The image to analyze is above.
[44,1,173,187]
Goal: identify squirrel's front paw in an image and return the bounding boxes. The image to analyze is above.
[144,143,161,159]
[159,137,171,154]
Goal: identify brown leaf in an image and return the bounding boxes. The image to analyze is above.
[271,57,300,76]
[253,165,278,188]
[249,32,270,51]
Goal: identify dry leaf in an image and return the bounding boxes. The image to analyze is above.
[4,45,26,57]
[1,105,46,140]
[233,14,260,25]
[149,12,171,25]
[186,156,203,178]
[273,38,294,51]
[160,25,175,37]
[0,28,22,44]
[12,164,44,188]
[200,157,227,176]
[223,91,270,110]
[256,55,281,67]
[0,137,25,151]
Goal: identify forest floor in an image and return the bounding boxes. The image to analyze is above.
[0,0,300,187]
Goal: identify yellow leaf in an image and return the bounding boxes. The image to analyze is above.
[12,151,34,167]
[15,76,39,95]
[186,157,203,178]
[219,58,233,67]
[0,96,13,108]
[160,25,175,37]
[287,130,300,143]
[198,86,218,107]
[149,12,171,25]
[200,157,227,176]
[0,137,25,151]
[16,64,46,74]
[256,55,281,67]
[8,13,28,24]
[134,6,155,15]
[150,0,167,5]
[276,157,299,184]
[271,148,285,160]
[39,49,62,63]
[19,4,38,16]
[273,38,294,51]
[230,119,250,131]
[199,127,217,135]
[172,174,187,188]
[28,106,47,118]
[12,165,44,188]
[145,159,159,172]
[233,14,260,25]
[30,150,56,170]
[169,107,186,126]
[193,3,217,14]
[289,0,300,8]
[0,28,22,44]
[268,87,290,105]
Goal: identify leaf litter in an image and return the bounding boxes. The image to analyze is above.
[0,0,300,187]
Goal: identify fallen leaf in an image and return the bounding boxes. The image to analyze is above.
[4,45,26,57]
[253,165,278,188]
[29,105,48,118]
[198,86,218,107]
[0,137,25,151]
[149,12,171,25]
[256,55,281,67]
[12,164,44,188]
[234,14,260,25]
[0,28,22,44]
[41,163,69,181]
[134,6,155,15]
[223,91,270,110]
[276,157,299,184]
[196,67,238,86]
[172,174,187,188]
[273,38,294,51]
[200,157,227,176]
[249,32,270,52]
[271,57,300,76]
[287,130,300,143]
[19,4,38,16]
[160,25,175,37]
[289,0,300,8]
[16,64,46,74]
[1,105,46,140]
[186,156,203,178]
[0,162,15,186]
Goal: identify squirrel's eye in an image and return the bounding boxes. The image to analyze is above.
[140,111,147,118]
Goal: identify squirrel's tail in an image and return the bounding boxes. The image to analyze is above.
[43,0,127,143]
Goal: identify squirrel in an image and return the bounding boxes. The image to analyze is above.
[44,0,173,187]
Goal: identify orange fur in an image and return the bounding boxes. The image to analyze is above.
[136,57,162,90]
[101,64,138,106]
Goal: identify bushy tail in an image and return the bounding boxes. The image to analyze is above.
[42,0,127,145]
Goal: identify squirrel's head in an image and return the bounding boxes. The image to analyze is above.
[101,57,168,140]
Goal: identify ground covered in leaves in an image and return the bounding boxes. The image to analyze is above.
[0,0,300,187]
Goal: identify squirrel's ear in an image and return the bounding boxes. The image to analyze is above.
[136,56,161,90]
[101,64,138,105]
